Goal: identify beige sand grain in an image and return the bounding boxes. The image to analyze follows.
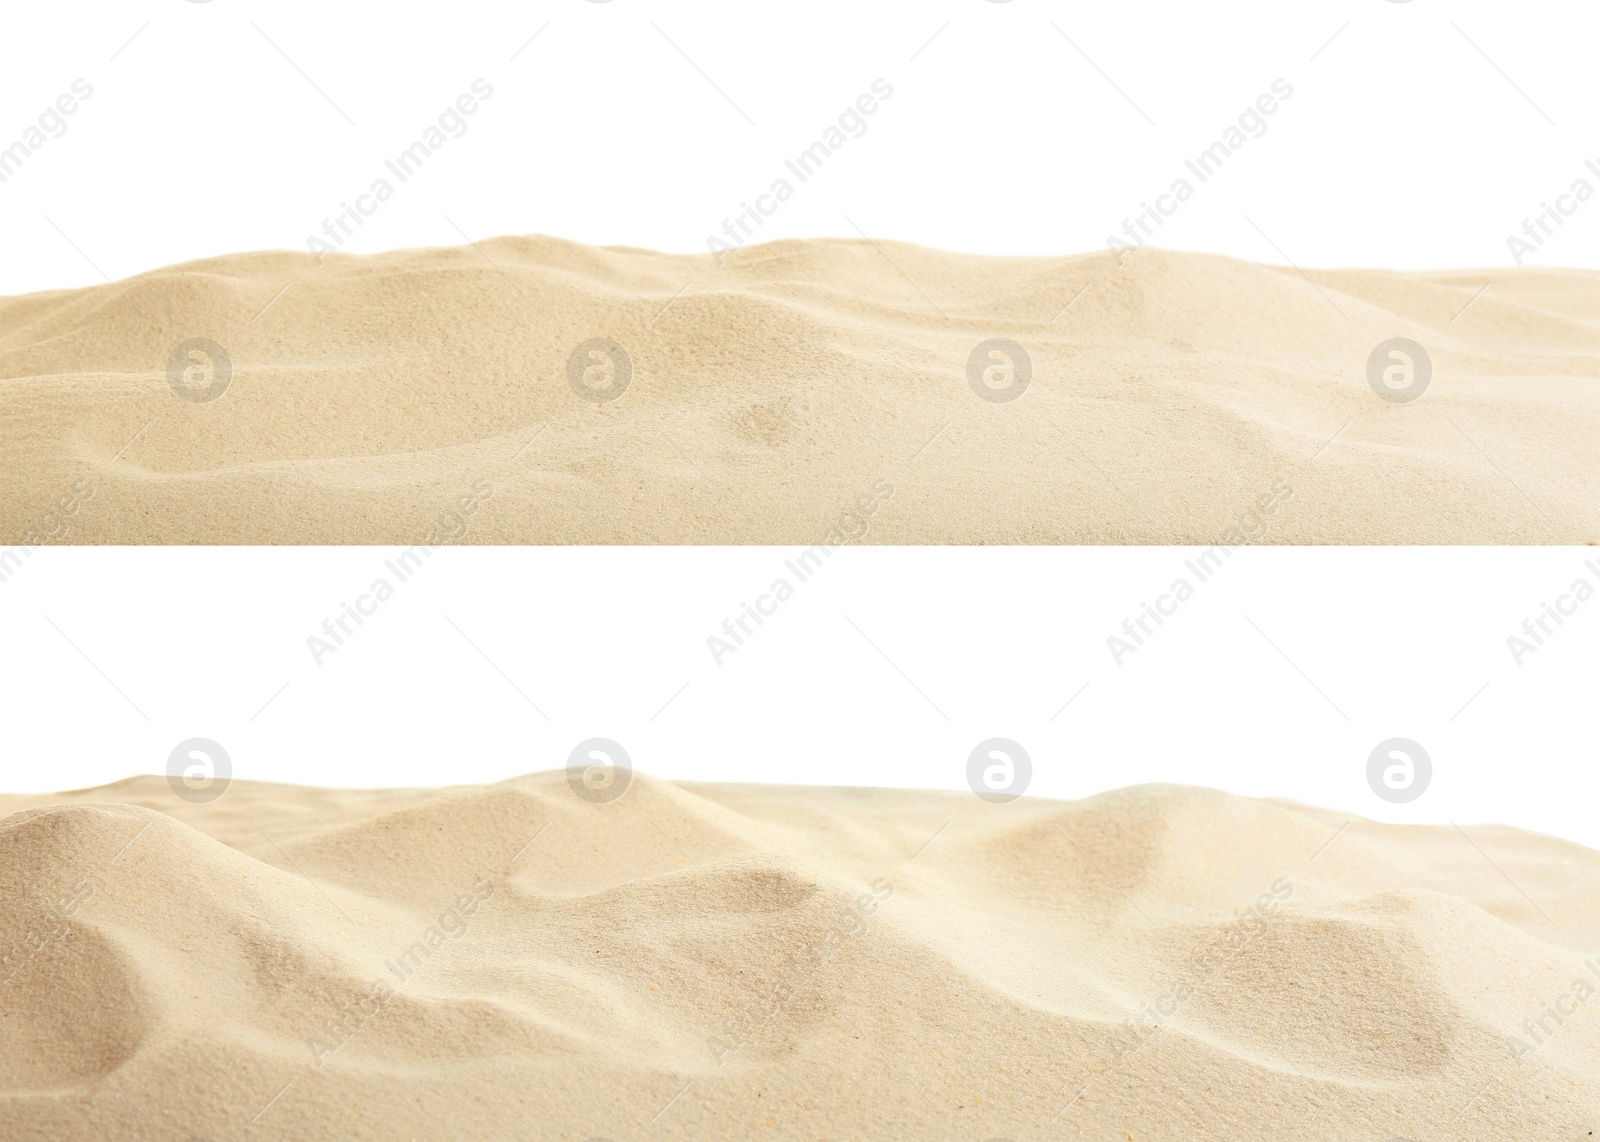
[2,773,1596,1139]
[2,239,1597,544]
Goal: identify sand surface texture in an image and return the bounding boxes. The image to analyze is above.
[2,239,1597,544]
[2,773,1596,1139]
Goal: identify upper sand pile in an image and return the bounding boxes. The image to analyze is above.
[2,238,1597,543]
[2,773,1596,1138]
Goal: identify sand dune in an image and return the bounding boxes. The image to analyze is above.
[2,238,1597,544]
[2,773,1597,1139]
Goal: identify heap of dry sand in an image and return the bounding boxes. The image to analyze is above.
[2,771,1597,1139]
[2,238,1597,543]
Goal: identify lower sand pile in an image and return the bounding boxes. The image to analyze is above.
[2,772,1596,1139]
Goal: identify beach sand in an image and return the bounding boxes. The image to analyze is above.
[2,772,1596,1139]
[2,238,1597,544]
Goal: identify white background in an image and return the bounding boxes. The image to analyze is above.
[3,0,1600,296]
[2,546,1597,848]
[3,2,1598,848]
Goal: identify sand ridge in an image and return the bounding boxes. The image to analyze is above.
[2,773,1597,1139]
[2,238,1598,544]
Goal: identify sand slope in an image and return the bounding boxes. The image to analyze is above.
[2,238,1597,543]
[2,774,1596,1139]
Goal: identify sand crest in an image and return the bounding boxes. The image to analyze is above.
[2,772,1596,1139]
[2,238,1596,544]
